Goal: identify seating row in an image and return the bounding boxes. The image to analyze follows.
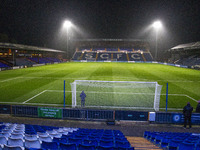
[0,123,134,150]
[72,51,153,62]
[0,62,9,68]
[144,131,200,150]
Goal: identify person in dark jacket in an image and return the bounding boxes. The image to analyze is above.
[196,100,200,113]
[80,91,86,107]
[183,102,193,129]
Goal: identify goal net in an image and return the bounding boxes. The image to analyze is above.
[70,80,162,111]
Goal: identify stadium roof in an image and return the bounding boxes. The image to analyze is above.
[0,43,65,53]
[169,41,200,52]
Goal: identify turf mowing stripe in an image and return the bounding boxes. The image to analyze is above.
[23,90,47,104]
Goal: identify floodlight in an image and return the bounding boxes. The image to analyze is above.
[152,20,162,60]
[63,20,72,29]
[153,21,162,29]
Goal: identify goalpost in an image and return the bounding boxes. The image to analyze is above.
[70,80,162,111]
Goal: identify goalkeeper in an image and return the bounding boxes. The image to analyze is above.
[80,91,86,107]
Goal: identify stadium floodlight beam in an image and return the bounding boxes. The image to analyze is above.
[152,20,162,61]
[63,20,72,60]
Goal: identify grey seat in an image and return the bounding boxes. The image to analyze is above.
[0,132,10,138]
[0,136,7,145]
[24,134,38,140]
[24,139,41,149]
[38,135,52,142]
[3,144,24,150]
[7,137,24,147]
[10,133,24,139]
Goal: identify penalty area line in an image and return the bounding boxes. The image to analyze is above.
[161,93,197,103]
[23,90,47,104]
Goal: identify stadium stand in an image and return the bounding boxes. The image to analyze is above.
[0,43,64,68]
[72,50,153,62]
[168,41,200,68]
[71,39,153,62]
[0,122,134,150]
[16,58,36,66]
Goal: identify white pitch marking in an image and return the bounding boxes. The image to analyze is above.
[23,90,47,104]
[0,102,24,104]
[46,90,71,92]
[185,95,198,102]
[0,77,21,83]
[161,93,197,102]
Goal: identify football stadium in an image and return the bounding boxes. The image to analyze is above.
[1,1,200,150]
[0,39,200,150]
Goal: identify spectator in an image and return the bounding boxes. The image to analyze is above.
[183,102,193,129]
[80,91,86,107]
[196,100,200,113]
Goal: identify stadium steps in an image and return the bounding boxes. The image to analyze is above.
[126,137,162,150]
[126,53,129,61]
[79,52,84,60]
[95,52,98,61]
[141,53,146,62]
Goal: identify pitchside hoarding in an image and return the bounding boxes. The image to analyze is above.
[38,107,62,118]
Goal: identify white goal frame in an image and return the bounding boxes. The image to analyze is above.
[71,80,162,111]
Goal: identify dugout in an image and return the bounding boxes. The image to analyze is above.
[0,42,65,67]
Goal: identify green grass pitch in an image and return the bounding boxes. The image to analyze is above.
[0,62,199,111]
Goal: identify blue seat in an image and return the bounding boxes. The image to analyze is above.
[99,140,114,147]
[154,134,164,145]
[115,141,130,147]
[97,145,114,150]
[167,139,183,150]
[53,137,67,143]
[143,131,150,138]
[68,137,82,145]
[83,139,98,147]
[115,136,127,141]
[101,136,113,141]
[78,144,96,150]
[59,143,77,150]
[41,141,59,150]
[160,137,172,148]
[88,135,101,141]
[25,148,45,150]
[177,142,195,150]
[196,143,200,150]
[115,147,135,150]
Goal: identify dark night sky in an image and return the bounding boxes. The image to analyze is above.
[0,0,200,56]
